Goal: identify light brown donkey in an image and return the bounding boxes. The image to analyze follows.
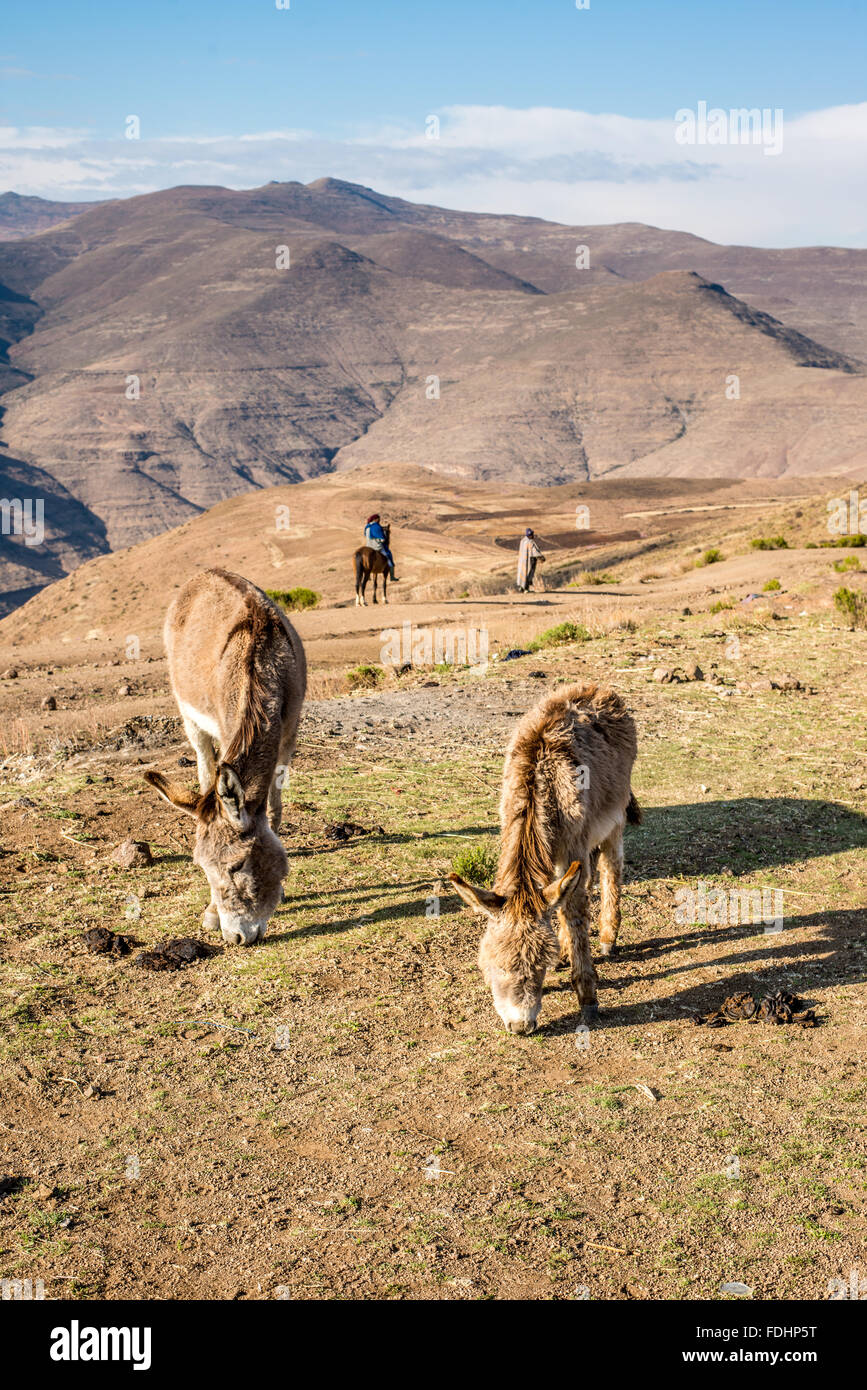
[450,682,640,1034]
[145,569,307,945]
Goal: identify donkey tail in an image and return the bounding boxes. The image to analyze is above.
[626,791,642,826]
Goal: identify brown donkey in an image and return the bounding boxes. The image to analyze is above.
[450,682,640,1034]
[145,569,306,945]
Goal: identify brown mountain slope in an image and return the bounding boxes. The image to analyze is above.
[0,192,104,241]
[1,178,866,613]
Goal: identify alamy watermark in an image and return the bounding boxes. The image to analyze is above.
[675,101,784,156]
[381,621,488,674]
[675,882,784,933]
[1,498,44,547]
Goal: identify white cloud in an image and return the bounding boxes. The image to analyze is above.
[1,103,865,247]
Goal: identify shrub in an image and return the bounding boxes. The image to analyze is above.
[832,556,861,573]
[696,548,723,566]
[750,536,788,551]
[763,578,782,591]
[266,586,320,611]
[833,586,867,630]
[818,534,866,548]
[346,663,384,689]
[709,597,735,613]
[528,621,591,650]
[451,840,498,887]
[575,570,619,586]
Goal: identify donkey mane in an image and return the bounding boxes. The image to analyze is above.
[495,682,618,917]
[212,570,288,771]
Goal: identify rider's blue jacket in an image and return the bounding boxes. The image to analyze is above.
[364,521,386,545]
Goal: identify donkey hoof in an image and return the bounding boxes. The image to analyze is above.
[599,942,617,958]
[580,1004,599,1026]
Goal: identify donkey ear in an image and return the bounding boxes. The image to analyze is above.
[449,874,506,919]
[542,860,582,908]
[144,769,199,818]
[215,764,248,830]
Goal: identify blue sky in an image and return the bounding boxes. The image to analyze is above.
[2,0,866,245]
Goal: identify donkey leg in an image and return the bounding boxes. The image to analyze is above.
[559,873,599,1021]
[597,823,624,958]
[183,715,216,794]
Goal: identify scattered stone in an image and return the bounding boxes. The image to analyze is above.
[776,674,802,691]
[112,839,153,868]
[82,926,134,956]
[652,667,674,683]
[528,670,547,679]
[40,695,57,710]
[177,755,195,767]
[501,649,531,661]
[681,607,692,616]
[2,668,18,679]
[685,663,704,681]
[135,937,221,971]
[117,683,132,696]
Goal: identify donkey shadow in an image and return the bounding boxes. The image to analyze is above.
[625,795,867,880]
[547,794,867,1032]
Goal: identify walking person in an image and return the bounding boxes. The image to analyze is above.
[516,528,545,592]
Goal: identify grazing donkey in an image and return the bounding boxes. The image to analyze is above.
[450,682,640,1034]
[145,569,306,946]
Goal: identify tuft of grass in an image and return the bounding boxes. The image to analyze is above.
[266,587,320,612]
[573,570,619,586]
[346,663,384,690]
[696,548,723,567]
[763,578,782,592]
[451,840,498,887]
[750,536,788,551]
[832,555,861,573]
[528,621,590,651]
[709,597,736,614]
[833,586,867,630]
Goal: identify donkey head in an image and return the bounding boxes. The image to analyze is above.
[145,766,287,945]
[449,862,581,1033]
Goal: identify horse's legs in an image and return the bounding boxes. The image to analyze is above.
[357,571,367,607]
[382,569,388,604]
[371,573,378,604]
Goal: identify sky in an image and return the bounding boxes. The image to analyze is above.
[1,0,866,246]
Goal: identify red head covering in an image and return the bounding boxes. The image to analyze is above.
[367,513,380,523]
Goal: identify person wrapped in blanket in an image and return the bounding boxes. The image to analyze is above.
[516,528,545,592]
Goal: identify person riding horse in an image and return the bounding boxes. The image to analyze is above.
[363,514,399,582]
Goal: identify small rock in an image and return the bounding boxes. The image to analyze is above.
[117,683,132,696]
[41,695,57,710]
[112,839,153,868]
[681,607,692,616]
[2,668,18,679]
[652,667,674,683]
[685,663,703,682]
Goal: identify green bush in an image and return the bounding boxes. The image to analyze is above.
[833,586,867,630]
[763,578,782,591]
[528,621,591,650]
[266,586,321,611]
[696,548,723,566]
[818,534,866,548]
[346,663,384,690]
[451,840,498,887]
[832,556,861,573]
[750,536,788,551]
[709,597,735,613]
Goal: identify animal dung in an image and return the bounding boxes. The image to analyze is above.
[81,926,134,956]
[694,989,817,1028]
[324,821,380,841]
[134,937,221,971]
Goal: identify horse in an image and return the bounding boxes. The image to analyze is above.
[354,523,391,606]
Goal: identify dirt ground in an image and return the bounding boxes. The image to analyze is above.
[1,495,865,1301]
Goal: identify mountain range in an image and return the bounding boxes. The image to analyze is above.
[1,176,865,613]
